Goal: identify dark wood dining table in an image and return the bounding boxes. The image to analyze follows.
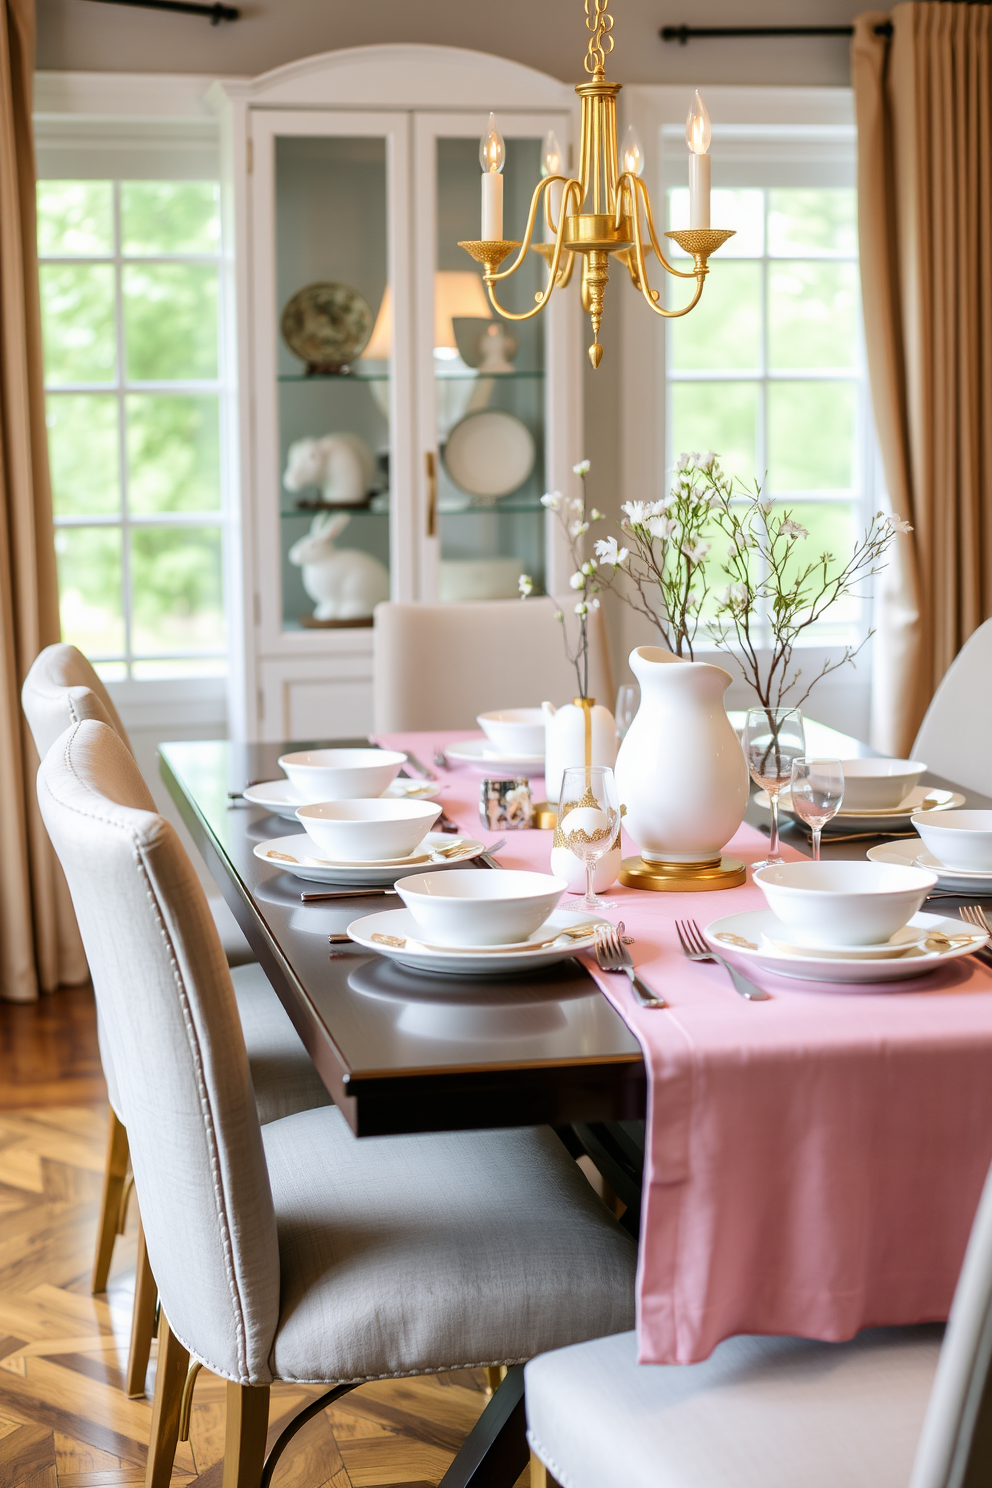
[158,726,987,1488]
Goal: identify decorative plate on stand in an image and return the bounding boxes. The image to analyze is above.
[280,282,373,373]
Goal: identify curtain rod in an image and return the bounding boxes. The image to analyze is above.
[661,23,893,43]
[81,0,240,22]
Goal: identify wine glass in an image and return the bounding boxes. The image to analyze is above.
[790,757,845,861]
[615,683,639,741]
[558,765,621,911]
[743,707,806,869]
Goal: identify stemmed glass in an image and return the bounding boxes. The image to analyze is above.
[790,757,845,861]
[558,765,621,911]
[615,683,639,741]
[743,707,806,869]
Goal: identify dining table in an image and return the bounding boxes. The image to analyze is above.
[159,719,992,1488]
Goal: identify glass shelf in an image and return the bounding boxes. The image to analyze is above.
[281,505,389,519]
[281,501,546,518]
[277,368,544,384]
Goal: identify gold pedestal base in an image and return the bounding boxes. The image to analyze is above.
[619,854,746,892]
[532,802,558,830]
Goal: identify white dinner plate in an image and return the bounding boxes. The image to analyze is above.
[757,785,965,832]
[347,906,607,976]
[442,410,536,499]
[444,738,545,773]
[703,908,988,985]
[867,838,992,890]
[243,776,441,819]
[759,922,929,960]
[254,832,486,885]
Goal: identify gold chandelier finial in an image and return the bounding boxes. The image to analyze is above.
[459,0,734,367]
[584,0,614,76]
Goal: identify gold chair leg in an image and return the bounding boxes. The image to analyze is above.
[529,1451,548,1488]
[222,1381,270,1488]
[93,1108,130,1293]
[484,1364,508,1396]
[145,1312,189,1488]
[126,1214,159,1398]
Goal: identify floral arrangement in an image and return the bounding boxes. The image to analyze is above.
[519,460,608,700]
[593,451,911,713]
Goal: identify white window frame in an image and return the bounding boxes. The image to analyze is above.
[617,85,880,737]
[34,75,236,726]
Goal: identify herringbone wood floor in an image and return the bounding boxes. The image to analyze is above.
[0,985,530,1488]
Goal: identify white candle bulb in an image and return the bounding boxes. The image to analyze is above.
[686,89,711,229]
[480,112,505,241]
[620,124,644,178]
[541,129,564,240]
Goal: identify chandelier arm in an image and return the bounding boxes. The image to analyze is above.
[626,190,707,320]
[631,175,696,280]
[484,179,580,321]
[489,175,561,283]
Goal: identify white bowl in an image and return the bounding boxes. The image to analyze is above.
[279,748,406,802]
[838,758,927,811]
[476,708,547,757]
[752,860,937,948]
[296,799,441,861]
[911,810,992,872]
[394,868,567,947]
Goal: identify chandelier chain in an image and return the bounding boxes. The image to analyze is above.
[584,0,614,74]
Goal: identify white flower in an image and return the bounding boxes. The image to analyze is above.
[594,535,629,567]
[569,520,590,538]
[675,453,692,471]
[541,490,561,511]
[700,451,717,472]
[569,570,586,590]
[574,601,589,617]
[647,514,675,540]
[518,574,533,597]
[681,540,711,564]
[643,500,667,519]
[589,596,601,609]
[581,559,598,576]
[573,458,591,476]
[554,609,564,622]
[621,500,648,525]
[590,507,604,521]
[780,518,809,540]
[568,496,585,515]
[719,581,749,608]
[758,496,774,514]
[887,512,914,534]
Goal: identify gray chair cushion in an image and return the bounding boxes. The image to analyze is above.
[525,1326,942,1488]
[263,1108,636,1384]
[232,964,332,1125]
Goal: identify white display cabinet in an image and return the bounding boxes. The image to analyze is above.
[210,46,583,741]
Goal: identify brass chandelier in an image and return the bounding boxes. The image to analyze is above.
[459,0,734,368]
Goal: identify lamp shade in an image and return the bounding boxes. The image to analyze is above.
[362,286,393,360]
[361,273,492,359]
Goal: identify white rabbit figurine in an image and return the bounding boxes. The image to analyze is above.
[282,434,375,506]
[288,512,390,621]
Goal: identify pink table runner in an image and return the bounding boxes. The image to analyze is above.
[377,731,992,1364]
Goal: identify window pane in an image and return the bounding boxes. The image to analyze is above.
[768,262,859,370]
[40,264,116,384]
[668,187,764,258]
[37,181,113,257]
[121,182,220,255]
[768,189,857,256]
[47,395,120,516]
[122,265,218,381]
[671,381,758,482]
[127,394,220,513]
[768,382,856,491]
[130,526,224,654]
[55,527,124,655]
[669,261,761,371]
[132,657,227,679]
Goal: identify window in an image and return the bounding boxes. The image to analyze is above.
[37,178,226,681]
[665,183,867,638]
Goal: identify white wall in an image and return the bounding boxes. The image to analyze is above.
[37,0,864,86]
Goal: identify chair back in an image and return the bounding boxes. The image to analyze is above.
[22,643,131,758]
[373,597,615,731]
[911,620,992,797]
[910,1159,992,1487]
[38,721,280,1383]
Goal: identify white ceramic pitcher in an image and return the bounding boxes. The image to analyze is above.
[614,646,748,863]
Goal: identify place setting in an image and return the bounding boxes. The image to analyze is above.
[868,808,992,895]
[239,746,442,822]
[441,709,547,774]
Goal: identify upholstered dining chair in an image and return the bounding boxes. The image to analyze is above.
[38,719,637,1488]
[911,618,992,798]
[524,1165,992,1488]
[22,646,332,1399]
[372,597,615,731]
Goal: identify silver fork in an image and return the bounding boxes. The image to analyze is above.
[433,745,449,770]
[675,918,772,1001]
[958,905,992,962]
[404,751,437,780]
[594,923,666,1009]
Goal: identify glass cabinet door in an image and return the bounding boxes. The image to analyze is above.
[417,114,570,604]
[250,112,411,640]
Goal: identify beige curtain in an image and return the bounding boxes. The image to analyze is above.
[853,3,992,755]
[0,0,86,1000]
